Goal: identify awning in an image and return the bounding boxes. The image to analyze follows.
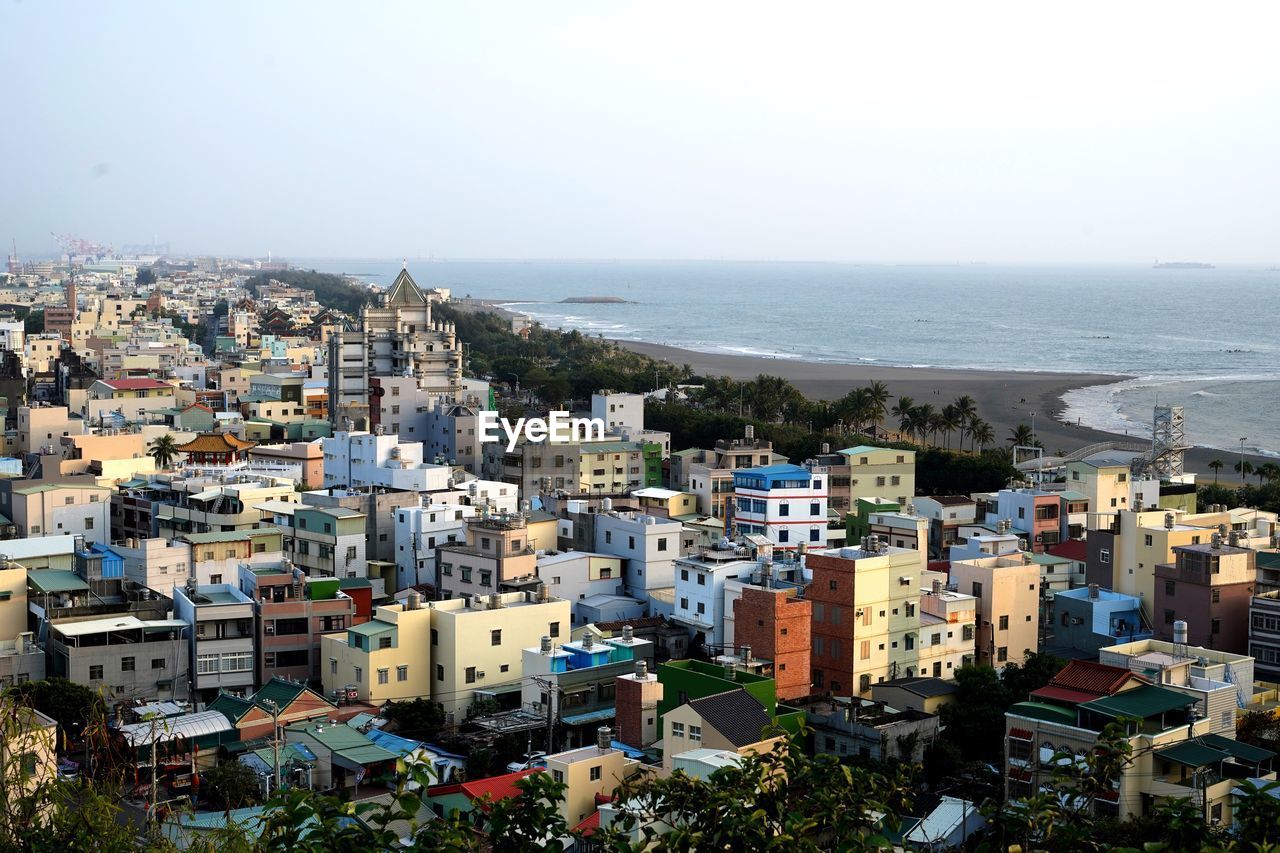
[560,708,617,726]
[189,489,222,502]
[1009,728,1034,741]
[1157,741,1227,769]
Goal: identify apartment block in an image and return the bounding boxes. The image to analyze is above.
[321,597,432,707]
[808,540,924,697]
[1153,541,1255,654]
[730,464,827,552]
[916,580,978,679]
[173,581,257,704]
[393,501,475,591]
[437,514,537,602]
[836,445,916,507]
[46,615,188,703]
[238,561,355,683]
[732,584,812,701]
[948,553,1040,669]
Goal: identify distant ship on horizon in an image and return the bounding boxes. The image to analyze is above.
[1153,260,1215,269]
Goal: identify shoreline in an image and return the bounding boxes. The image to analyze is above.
[612,339,1264,477]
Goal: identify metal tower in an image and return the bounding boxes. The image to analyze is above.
[1148,405,1188,480]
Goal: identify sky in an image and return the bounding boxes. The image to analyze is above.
[3,1,1280,263]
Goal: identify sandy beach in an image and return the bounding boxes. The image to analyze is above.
[615,340,1257,477]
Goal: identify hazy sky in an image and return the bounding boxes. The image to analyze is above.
[4,1,1279,262]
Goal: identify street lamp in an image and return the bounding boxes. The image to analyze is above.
[1240,437,1248,485]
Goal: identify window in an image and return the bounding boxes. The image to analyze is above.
[811,502,821,516]
[430,628,439,646]
[466,666,477,684]
[222,652,253,672]
[778,529,789,543]
[378,668,389,684]
[688,725,702,743]
[436,664,444,681]
[670,722,685,738]
[379,636,392,649]
[999,615,1009,631]
[197,654,219,675]
[89,665,103,680]
[1166,580,1176,596]
[1211,618,1221,635]
[1099,549,1111,564]
[696,573,705,586]
[331,658,338,675]
[680,597,689,609]
[152,658,165,670]
[997,646,1008,662]
[696,602,705,614]
[1145,534,1154,546]
[491,629,502,646]
[84,517,94,530]
[876,476,886,487]
[549,621,560,638]
[355,666,363,683]
[658,537,668,551]
[1211,588,1220,603]
[590,765,602,781]
[121,657,135,672]
[397,665,408,681]
[859,674,872,693]
[779,503,790,517]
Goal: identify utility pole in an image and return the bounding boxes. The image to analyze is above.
[543,678,555,754]
[264,699,282,795]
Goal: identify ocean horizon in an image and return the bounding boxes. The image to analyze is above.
[297,259,1280,458]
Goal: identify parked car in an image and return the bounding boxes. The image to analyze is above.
[505,751,547,773]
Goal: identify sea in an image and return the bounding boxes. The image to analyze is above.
[296,260,1280,458]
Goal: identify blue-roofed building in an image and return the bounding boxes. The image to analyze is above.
[520,630,655,750]
[731,464,827,552]
[1051,586,1152,655]
[75,541,124,581]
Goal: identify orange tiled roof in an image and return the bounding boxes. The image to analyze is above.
[175,432,257,453]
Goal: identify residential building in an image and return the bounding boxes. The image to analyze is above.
[866,508,930,554]
[808,541,925,696]
[209,678,336,742]
[0,707,57,799]
[732,584,812,701]
[994,488,1064,552]
[0,561,42,687]
[154,475,297,539]
[321,428,452,492]
[948,553,1040,669]
[436,514,537,602]
[1249,592,1280,681]
[260,502,368,583]
[82,378,176,423]
[1154,541,1256,653]
[426,590,570,717]
[533,551,627,625]
[520,630,653,749]
[172,581,257,704]
[1004,677,1274,822]
[421,399,485,474]
[871,677,960,715]
[238,561,355,683]
[284,719,398,793]
[247,441,325,488]
[46,615,189,702]
[0,481,111,539]
[913,495,978,557]
[730,464,827,552]
[180,527,285,586]
[670,545,757,649]
[662,688,784,773]
[393,500,476,591]
[302,486,424,564]
[593,508,684,596]
[1099,638,1253,734]
[326,268,463,431]
[544,736,638,829]
[917,579,978,679]
[591,391,644,433]
[802,696,940,762]
[836,445,916,507]
[1051,586,1152,655]
[321,597,433,708]
[615,658,663,749]
[630,487,698,519]
[17,405,85,455]
[679,426,784,518]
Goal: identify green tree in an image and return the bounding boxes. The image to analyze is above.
[381,698,446,744]
[969,418,994,451]
[8,677,104,750]
[1208,458,1223,483]
[148,433,179,469]
[1236,459,1255,481]
[203,759,261,810]
[1009,423,1034,447]
[136,267,157,287]
[938,666,1013,762]
[607,727,914,850]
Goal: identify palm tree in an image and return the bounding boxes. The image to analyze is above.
[940,404,962,450]
[952,395,977,449]
[1258,462,1280,486]
[929,411,949,448]
[866,381,891,426]
[891,396,916,437]
[149,434,179,469]
[1235,459,1254,483]
[1208,459,1223,484]
[1009,423,1034,448]
[970,420,995,451]
[913,404,936,446]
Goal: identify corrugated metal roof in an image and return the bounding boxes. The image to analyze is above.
[1079,685,1195,720]
[119,710,234,747]
[28,570,89,594]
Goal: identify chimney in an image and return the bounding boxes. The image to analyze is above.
[1088,583,1099,600]
[540,635,552,654]
[597,726,613,752]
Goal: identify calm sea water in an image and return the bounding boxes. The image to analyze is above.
[296,260,1280,457]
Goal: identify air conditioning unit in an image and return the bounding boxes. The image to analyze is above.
[264,624,274,635]
[476,670,486,679]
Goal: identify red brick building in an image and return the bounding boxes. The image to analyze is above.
[733,585,812,701]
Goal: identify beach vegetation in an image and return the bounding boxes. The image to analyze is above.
[1208,459,1223,483]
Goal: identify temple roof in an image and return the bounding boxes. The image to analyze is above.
[176,431,257,453]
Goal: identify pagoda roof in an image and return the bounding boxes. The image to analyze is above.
[176,432,257,453]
